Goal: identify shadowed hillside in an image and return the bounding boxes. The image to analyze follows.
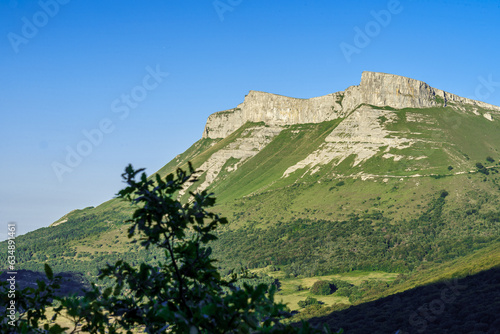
[305,267,500,333]
[0,270,90,298]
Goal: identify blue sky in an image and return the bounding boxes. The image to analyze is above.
[1,0,500,240]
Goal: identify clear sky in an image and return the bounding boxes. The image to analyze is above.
[1,0,500,240]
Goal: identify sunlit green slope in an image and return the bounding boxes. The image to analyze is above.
[3,103,500,281]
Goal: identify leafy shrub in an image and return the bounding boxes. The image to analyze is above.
[293,284,304,292]
[476,162,490,175]
[330,279,354,297]
[310,280,333,295]
[298,296,321,308]
[0,164,340,334]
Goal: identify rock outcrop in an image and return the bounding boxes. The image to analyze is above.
[342,71,500,112]
[283,105,412,177]
[181,125,283,196]
[202,91,344,139]
[202,72,500,139]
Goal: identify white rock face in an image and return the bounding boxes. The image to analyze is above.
[202,72,500,139]
[282,105,413,177]
[203,91,345,139]
[341,72,441,111]
[484,113,493,121]
[203,109,246,140]
[182,125,283,195]
[342,72,500,112]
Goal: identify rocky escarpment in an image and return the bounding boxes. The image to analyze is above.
[283,105,413,177]
[202,91,345,139]
[342,71,500,112]
[183,125,283,197]
[203,72,500,139]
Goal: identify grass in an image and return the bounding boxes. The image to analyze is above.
[210,119,344,202]
[216,169,500,229]
[278,291,349,312]
[283,243,500,323]
[253,268,399,310]
[47,104,500,235]
[4,103,500,329]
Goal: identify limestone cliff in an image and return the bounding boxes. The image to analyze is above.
[342,71,500,112]
[202,71,500,139]
[202,91,344,139]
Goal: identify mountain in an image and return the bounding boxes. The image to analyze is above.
[2,72,500,312]
[173,71,500,202]
[203,71,499,140]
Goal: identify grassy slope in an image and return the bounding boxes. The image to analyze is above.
[273,271,399,310]
[284,242,500,323]
[210,120,344,202]
[1,104,500,332]
[49,105,500,229]
[208,105,500,234]
[2,105,500,289]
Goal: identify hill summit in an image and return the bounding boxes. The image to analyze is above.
[203,71,500,139]
[174,72,500,196]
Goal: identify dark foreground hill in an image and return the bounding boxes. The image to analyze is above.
[0,270,90,297]
[306,266,500,334]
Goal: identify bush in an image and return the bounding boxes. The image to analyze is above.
[330,278,354,296]
[298,296,321,308]
[310,280,333,295]
[0,164,340,333]
[476,162,489,175]
[293,284,304,292]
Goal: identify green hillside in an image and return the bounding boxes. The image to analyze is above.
[2,101,500,327]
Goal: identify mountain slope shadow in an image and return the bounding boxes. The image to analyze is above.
[306,267,500,334]
[0,269,91,297]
